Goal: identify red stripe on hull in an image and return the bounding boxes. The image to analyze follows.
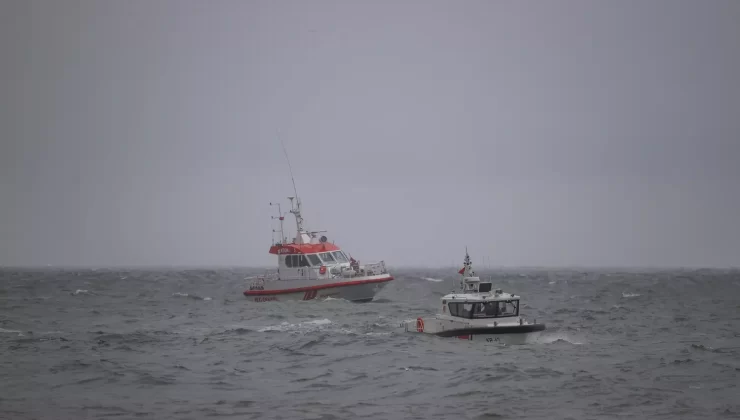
[268,243,341,255]
[243,276,394,297]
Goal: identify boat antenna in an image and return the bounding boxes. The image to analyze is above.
[279,133,299,201]
[278,131,305,236]
[269,202,286,244]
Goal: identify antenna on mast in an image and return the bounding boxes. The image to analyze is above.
[279,131,299,201]
[269,202,286,245]
[277,131,306,238]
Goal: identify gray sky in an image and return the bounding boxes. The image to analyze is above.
[1,0,739,268]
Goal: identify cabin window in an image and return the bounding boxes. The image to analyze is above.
[298,255,310,267]
[448,300,519,319]
[497,300,519,317]
[448,303,459,316]
[448,303,474,318]
[306,254,321,266]
[331,251,348,263]
[472,302,499,318]
[285,255,310,268]
[318,252,336,263]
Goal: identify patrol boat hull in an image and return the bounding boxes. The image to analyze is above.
[403,317,546,345]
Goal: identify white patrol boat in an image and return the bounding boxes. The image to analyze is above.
[243,154,393,303]
[402,250,545,344]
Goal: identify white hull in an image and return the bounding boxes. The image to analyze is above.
[401,316,545,345]
[244,275,393,303]
[443,331,542,345]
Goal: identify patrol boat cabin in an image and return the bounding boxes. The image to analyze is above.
[402,249,545,344]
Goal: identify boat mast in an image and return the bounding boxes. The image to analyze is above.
[279,136,312,244]
[269,202,286,245]
[281,140,303,232]
[459,247,476,291]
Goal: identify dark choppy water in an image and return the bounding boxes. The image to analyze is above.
[1,267,740,419]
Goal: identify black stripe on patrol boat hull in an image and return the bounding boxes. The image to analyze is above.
[435,323,546,337]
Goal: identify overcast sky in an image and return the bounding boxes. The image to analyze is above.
[1,0,739,268]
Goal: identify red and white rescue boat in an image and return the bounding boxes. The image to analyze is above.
[244,194,393,303]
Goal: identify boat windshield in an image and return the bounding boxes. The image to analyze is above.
[306,254,322,266]
[285,255,311,268]
[448,300,519,319]
[331,251,348,263]
[318,252,336,263]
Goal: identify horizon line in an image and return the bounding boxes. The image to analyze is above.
[1,264,738,271]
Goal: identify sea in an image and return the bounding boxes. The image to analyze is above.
[1,267,739,420]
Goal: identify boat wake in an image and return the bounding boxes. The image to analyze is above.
[535,332,584,345]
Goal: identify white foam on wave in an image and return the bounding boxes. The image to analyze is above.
[172,292,212,300]
[423,277,444,282]
[309,296,345,302]
[621,292,641,298]
[536,332,584,345]
[71,289,92,296]
[0,328,24,337]
[257,318,333,333]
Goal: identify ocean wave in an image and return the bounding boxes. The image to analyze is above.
[71,289,94,296]
[536,332,584,345]
[3,267,739,419]
[257,318,333,333]
[172,292,212,300]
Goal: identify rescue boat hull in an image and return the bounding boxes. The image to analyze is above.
[244,275,393,302]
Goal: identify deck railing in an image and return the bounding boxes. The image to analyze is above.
[246,260,389,288]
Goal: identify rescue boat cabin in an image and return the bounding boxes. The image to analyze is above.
[268,195,361,280]
[269,242,354,280]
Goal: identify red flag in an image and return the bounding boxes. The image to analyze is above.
[458,267,465,274]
